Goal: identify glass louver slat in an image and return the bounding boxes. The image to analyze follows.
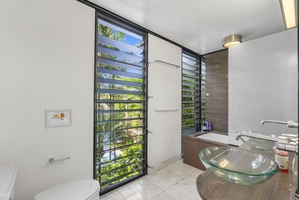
[182,88,198,93]
[183,53,198,62]
[100,159,144,176]
[182,62,198,71]
[97,109,143,113]
[98,78,143,87]
[183,106,199,110]
[97,68,143,79]
[99,141,144,154]
[96,117,143,124]
[183,69,199,77]
[182,117,200,122]
[182,76,199,82]
[98,45,144,63]
[98,35,143,55]
[97,89,143,95]
[96,100,145,103]
[182,94,200,98]
[98,57,144,71]
[100,136,144,148]
[96,126,144,134]
[182,101,197,104]
[182,81,198,87]
[98,150,144,165]
[100,167,142,190]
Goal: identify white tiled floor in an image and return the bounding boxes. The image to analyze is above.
[100,160,203,200]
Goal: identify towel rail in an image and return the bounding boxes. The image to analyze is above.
[155,108,179,112]
[148,60,180,68]
[49,156,70,163]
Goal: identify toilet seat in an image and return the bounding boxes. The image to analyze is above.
[35,179,99,200]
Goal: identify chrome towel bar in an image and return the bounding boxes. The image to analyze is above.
[49,157,70,163]
[148,60,180,68]
[155,108,179,112]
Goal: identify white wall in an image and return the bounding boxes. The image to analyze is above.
[147,34,182,167]
[0,0,95,199]
[229,28,298,145]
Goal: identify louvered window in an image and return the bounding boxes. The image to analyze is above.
[201,58,206,129]
[95,14,147,194]
[182,52,200,135]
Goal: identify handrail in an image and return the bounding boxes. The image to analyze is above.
[148,60,180,68]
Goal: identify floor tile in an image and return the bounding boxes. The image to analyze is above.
[144,168,183,191]
[164,160,198,178]
[117,179,163,200]
[101,190,126,200]
[183,169,203,183]
[165,178,202,200]
[152,192,176,200]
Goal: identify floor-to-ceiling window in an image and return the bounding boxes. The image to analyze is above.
[201,57,206,130]
[95,13,147,194]
[182,52,201,135]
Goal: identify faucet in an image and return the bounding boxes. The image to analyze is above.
[261,120,298,128]
[235,131,282,142]
[235,131,297,152]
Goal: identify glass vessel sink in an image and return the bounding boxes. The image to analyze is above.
[199,147,278,185]
[236,131,282,151]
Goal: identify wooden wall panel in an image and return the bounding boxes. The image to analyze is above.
[183,134,229,170]
[204,50,228,133]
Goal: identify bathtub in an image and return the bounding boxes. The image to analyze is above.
[196,132,228,144]
[183,132,229,170]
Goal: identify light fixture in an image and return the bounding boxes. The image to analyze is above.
[222,34,242,48]
[280,0,297,29]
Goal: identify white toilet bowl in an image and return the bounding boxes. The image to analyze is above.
[35,179,100,200]
[0,164,17,200]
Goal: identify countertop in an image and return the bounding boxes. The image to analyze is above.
[196,145,298,200]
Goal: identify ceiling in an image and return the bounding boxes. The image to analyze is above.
[87,0,285,55]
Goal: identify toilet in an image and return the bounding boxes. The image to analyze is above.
[0,164,17,200]
[35,179,100,200]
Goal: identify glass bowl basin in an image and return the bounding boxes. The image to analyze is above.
[236,131,280,151]
[239,137,276,151]
[199,147,278,185]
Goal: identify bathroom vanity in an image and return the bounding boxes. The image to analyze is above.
[196,145,298,200]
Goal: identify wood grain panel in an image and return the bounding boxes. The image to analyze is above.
[183,134,229,170]
[204,50,228,133]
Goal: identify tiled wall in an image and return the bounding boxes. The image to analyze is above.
[204,50,228,133]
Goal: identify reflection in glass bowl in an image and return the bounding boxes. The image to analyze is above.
[199,147,278,185]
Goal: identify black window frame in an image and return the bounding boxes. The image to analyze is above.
[94,11,148,195]
[181,50,201,136]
